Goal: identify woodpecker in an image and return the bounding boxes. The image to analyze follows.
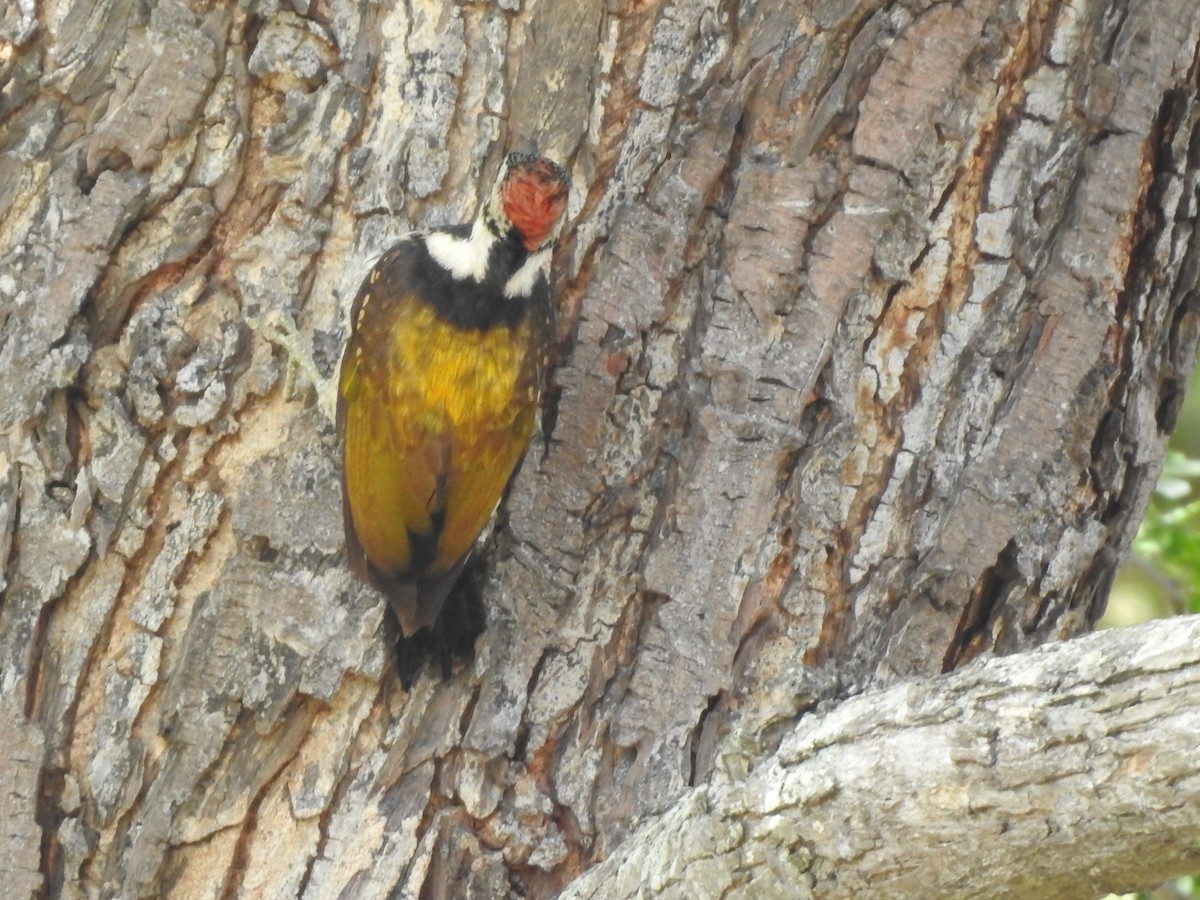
[337,153,570,643]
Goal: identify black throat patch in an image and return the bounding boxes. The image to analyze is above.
[407,224,544,332]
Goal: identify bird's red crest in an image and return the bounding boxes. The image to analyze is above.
[500,157,569,252]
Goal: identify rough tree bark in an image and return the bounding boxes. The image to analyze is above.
[1,0,1199,898]
[562,615,1200,900]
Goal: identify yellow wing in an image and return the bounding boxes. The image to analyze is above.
[339,337,447,576]
[437,397,537,569]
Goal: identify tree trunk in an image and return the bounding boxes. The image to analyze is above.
[2,0,1198,897]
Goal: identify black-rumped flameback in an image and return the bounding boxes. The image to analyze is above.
[337,154,570,638]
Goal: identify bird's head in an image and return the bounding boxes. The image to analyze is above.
[484,154,570,253]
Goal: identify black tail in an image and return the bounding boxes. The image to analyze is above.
[388,556,488,688]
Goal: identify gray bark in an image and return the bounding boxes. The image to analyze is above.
[563,614,1200,900]
[1,0,1199,896]
[0,699,44,898]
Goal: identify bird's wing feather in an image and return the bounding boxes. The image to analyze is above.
[435,405,536,570]
[339,244,449,584]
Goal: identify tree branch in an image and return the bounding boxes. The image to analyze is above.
[563,617,1200,899]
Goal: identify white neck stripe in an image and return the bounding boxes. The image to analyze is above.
[425,220,495,282]
[504,248,550,299]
